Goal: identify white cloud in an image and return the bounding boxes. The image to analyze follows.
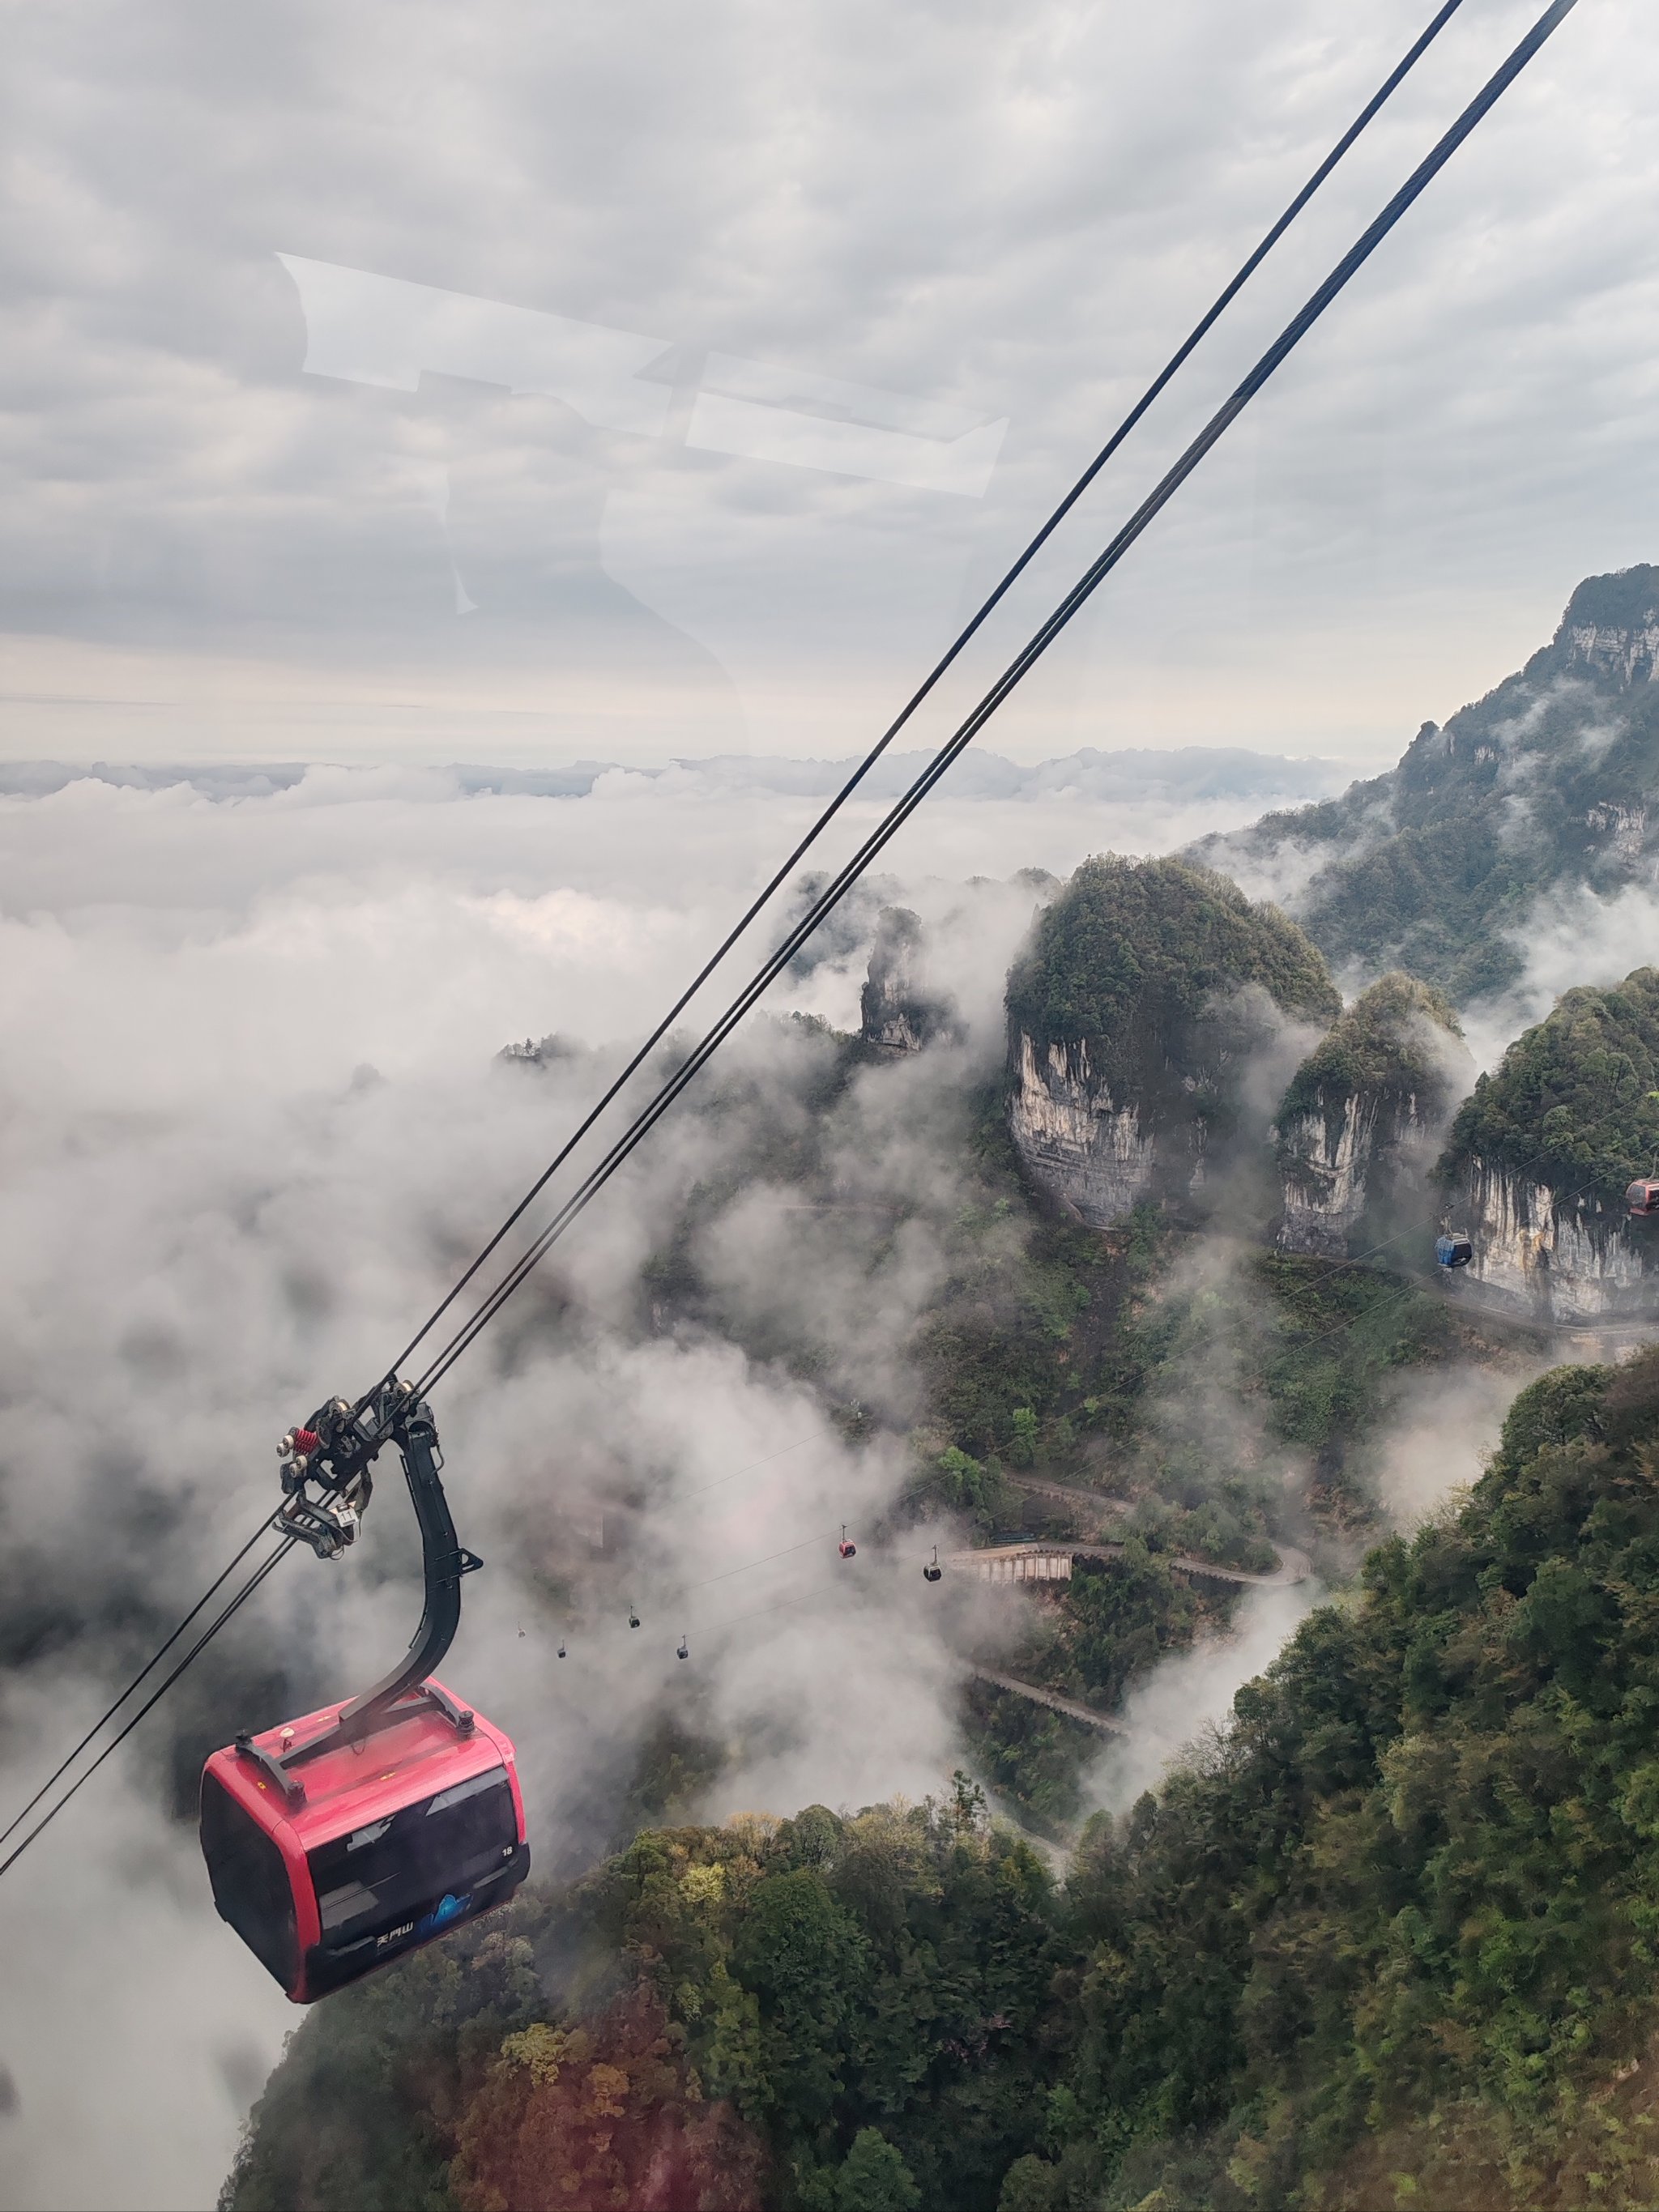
[1463,871,1659,1071]
[1083,1581,1324,1818]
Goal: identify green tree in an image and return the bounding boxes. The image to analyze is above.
[837,2127,921,2212]
[733,1869,868,2131]
[996,2154,1062,2212]
[1443,966,1659,1201]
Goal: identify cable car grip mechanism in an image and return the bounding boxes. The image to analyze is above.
[261,1380,483,1776]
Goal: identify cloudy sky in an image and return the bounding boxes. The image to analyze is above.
[3,0,1653,771]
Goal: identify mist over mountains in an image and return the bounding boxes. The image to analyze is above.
[7,568,1659,2210]
[214,565,1659,2209]
[0,744,1347,809]
[1194,565,1659,1006]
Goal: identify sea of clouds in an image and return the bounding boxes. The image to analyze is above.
[0,751,1638,2210]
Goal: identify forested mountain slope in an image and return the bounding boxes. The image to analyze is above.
[1004,855,1338,1225]
[1435,965,1659,1323]
[224,1350,1659,2212]
[1193,565,1659,1002]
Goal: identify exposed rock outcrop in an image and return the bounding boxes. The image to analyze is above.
[1186,562,1659,1004]
[1561,568,1659,688]
[1274,974,1472,1258]
[1009,1031,1161,1221]
[1005,855,1339,1226]
[859,907,955,1052]
[1441,1162,1655,1323]
[497,1032,585,1070]
[1439,966,1659,1323]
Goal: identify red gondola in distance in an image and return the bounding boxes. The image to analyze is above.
[200,1379,528,2002]
[1628,1180,1659,1220]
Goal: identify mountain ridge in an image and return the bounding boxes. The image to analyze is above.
[1192,564,1659,1003]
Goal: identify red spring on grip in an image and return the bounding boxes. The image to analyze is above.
[293,1428,322,1454]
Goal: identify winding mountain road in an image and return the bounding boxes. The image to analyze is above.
[968,1666,1132,1738]
[957,1477,1314,1742]
[1003,1473,1312,1588]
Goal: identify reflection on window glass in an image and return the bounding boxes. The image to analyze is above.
[308,1771,517,1949]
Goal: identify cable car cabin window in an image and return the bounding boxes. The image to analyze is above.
[305,1765,518,1988]
[200,1772,298,1991]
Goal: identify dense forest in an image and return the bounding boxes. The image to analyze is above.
[1274,972,1463,1131]
[1444,965,1659,1204]
[1004,853,1338,1087]
[226,1350,1659,2212]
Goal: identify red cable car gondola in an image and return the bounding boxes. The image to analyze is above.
[201,1681,526,2003]
[1627,1181,1659,1220]
[200,1380,529,2002]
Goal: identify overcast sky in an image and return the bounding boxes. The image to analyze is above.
[2,0,1653,770]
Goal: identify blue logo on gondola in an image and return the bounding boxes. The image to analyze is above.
[428,1891,467,1931]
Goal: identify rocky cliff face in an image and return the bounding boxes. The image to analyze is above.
[1562,590,1659,688]
[1276,1091,1428,1257]
[1274,974,1471,1259]
[1439,965,1659,1325]
[1005,855,1339,1226]
[1008,1031,1163,1225]
[859,906,954,1052]
[1442,1161,1657,1323]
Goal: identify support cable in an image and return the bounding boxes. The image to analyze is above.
[0,1538,297,1882]
[371,0,1470,1397]
[0,1515,276,1855]
[412,0,1580,1403]
[0,0,1580,1881]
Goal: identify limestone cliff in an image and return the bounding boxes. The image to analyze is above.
[1439,966,1659,1323]
[1274,974,1472,1258]
[1004,855,1339,1226]
[859,906,954,1052]
[1008,1029,1162,1222]
[1440,1162,1653,1323]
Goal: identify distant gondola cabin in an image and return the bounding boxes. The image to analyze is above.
[200,1679,527,2004]
[1627,1181,1659,1219]
[1435,1234,1474,1268]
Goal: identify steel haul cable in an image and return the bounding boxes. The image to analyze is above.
[372,0,1471,1398]
[0,0,1581,1877]
[0,1538,296,1882]
[0,1514,275,1856]
[410,0,1581,1404]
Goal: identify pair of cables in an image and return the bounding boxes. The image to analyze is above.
[395,0,1580,1409]
[370,0,1478,1406]
[0,0,1581,1879]
[0,1531,295,1881]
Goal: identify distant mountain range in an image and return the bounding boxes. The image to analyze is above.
[0,744,1348,807]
